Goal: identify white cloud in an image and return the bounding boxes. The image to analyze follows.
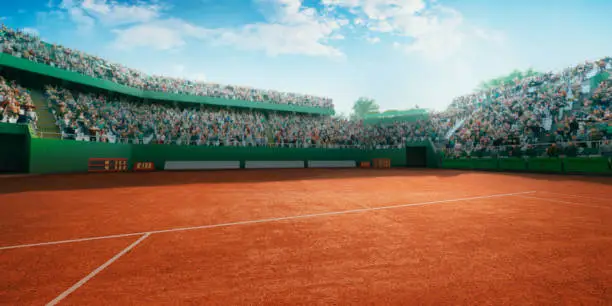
[324,0,425,20]
[112,23,186,50]
[323,0,504,61]
[108,18,214,51]
[112,19,208,50]
[366,36,380,44]
[473,27,506,45]
[21,27,40,36]
[60,0,75,9]
[68,7,95,31]
[51,0,501,60]
[80,0,161,26]
[217,22,343,57]
[190,73,207,82]
[165,64,207,81]
[105,0,346,57]
[58,0,161,27]
[212,0,345,57]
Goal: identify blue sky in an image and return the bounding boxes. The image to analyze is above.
[2,0,611,114]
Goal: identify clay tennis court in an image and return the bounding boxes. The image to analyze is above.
[1,169,611,305]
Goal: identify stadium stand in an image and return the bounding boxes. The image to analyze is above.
[0,24,611,174]
[440,57,612,158]
[0,25,333,109]
[0,75,37,126]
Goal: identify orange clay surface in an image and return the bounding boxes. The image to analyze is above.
[0,169,611,305]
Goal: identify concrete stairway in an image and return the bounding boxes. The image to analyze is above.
[29,89,61,138]
[265,126,275,145]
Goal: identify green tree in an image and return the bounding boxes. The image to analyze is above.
[350,97,379,120]
[477,68,542,91]
[333,112,349,120]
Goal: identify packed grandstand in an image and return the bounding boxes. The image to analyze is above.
[1,25,611,157]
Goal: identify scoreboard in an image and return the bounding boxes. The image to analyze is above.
[133,162,155,171]
[88,158,129,172]
[372,158,391,169]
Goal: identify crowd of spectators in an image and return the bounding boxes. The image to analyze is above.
[20,54,612,154]
[2,24,611,154]
[44,85,422,149]
[45,86,268,146]
[38,56,610,153]
[0,76,37,126]
[441,57,612,158]
[1,25,333,109]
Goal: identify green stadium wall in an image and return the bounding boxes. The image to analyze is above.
[0,53,333,115]
[29,138,133,174]
[0,126,608,175]
[26,138,407,174]
[441,157,611,175]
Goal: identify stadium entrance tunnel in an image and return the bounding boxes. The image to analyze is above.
[0,131,29,173]
[405,146,427,167]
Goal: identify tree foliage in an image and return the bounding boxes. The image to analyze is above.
[350,97,379,120]
[477,68,542,91]
[333,112,349,120]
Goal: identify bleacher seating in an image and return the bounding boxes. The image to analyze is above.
[1,24,610,154]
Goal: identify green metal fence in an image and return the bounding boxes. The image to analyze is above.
[441,157,611,175]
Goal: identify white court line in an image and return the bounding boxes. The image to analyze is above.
[0,232,146,251]
[46,233,150,306]
[536,191,612,202]
[516,195,612,209]
[0,191,535,251]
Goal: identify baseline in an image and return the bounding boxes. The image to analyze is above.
[0,191,535,251]
[46,233,150,306]
[516,195,612,209]
[536,191,612,203]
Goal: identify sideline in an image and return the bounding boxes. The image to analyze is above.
[46,233,150,306]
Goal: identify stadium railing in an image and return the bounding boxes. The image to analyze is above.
[441,141,607,159]
[439,142,612,175]
[35,131,406,150]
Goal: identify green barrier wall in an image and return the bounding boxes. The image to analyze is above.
[471,158,498,171]
[29,138,133,174]
[0,54,333,115]
[498,158,527,171]
[18,137,612,175]
[564,157,611,174]
[527,158,563,173]
[133,145,406,170]
[441,158,473,169]
[442,157,610,175]
[0,122,30,135]
[28,138,406,174]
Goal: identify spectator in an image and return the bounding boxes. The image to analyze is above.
[547,143,560,157]
[2,24,611,153]
[601,140,612,157]
[0,76,36,126]
[0,25,334,109]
